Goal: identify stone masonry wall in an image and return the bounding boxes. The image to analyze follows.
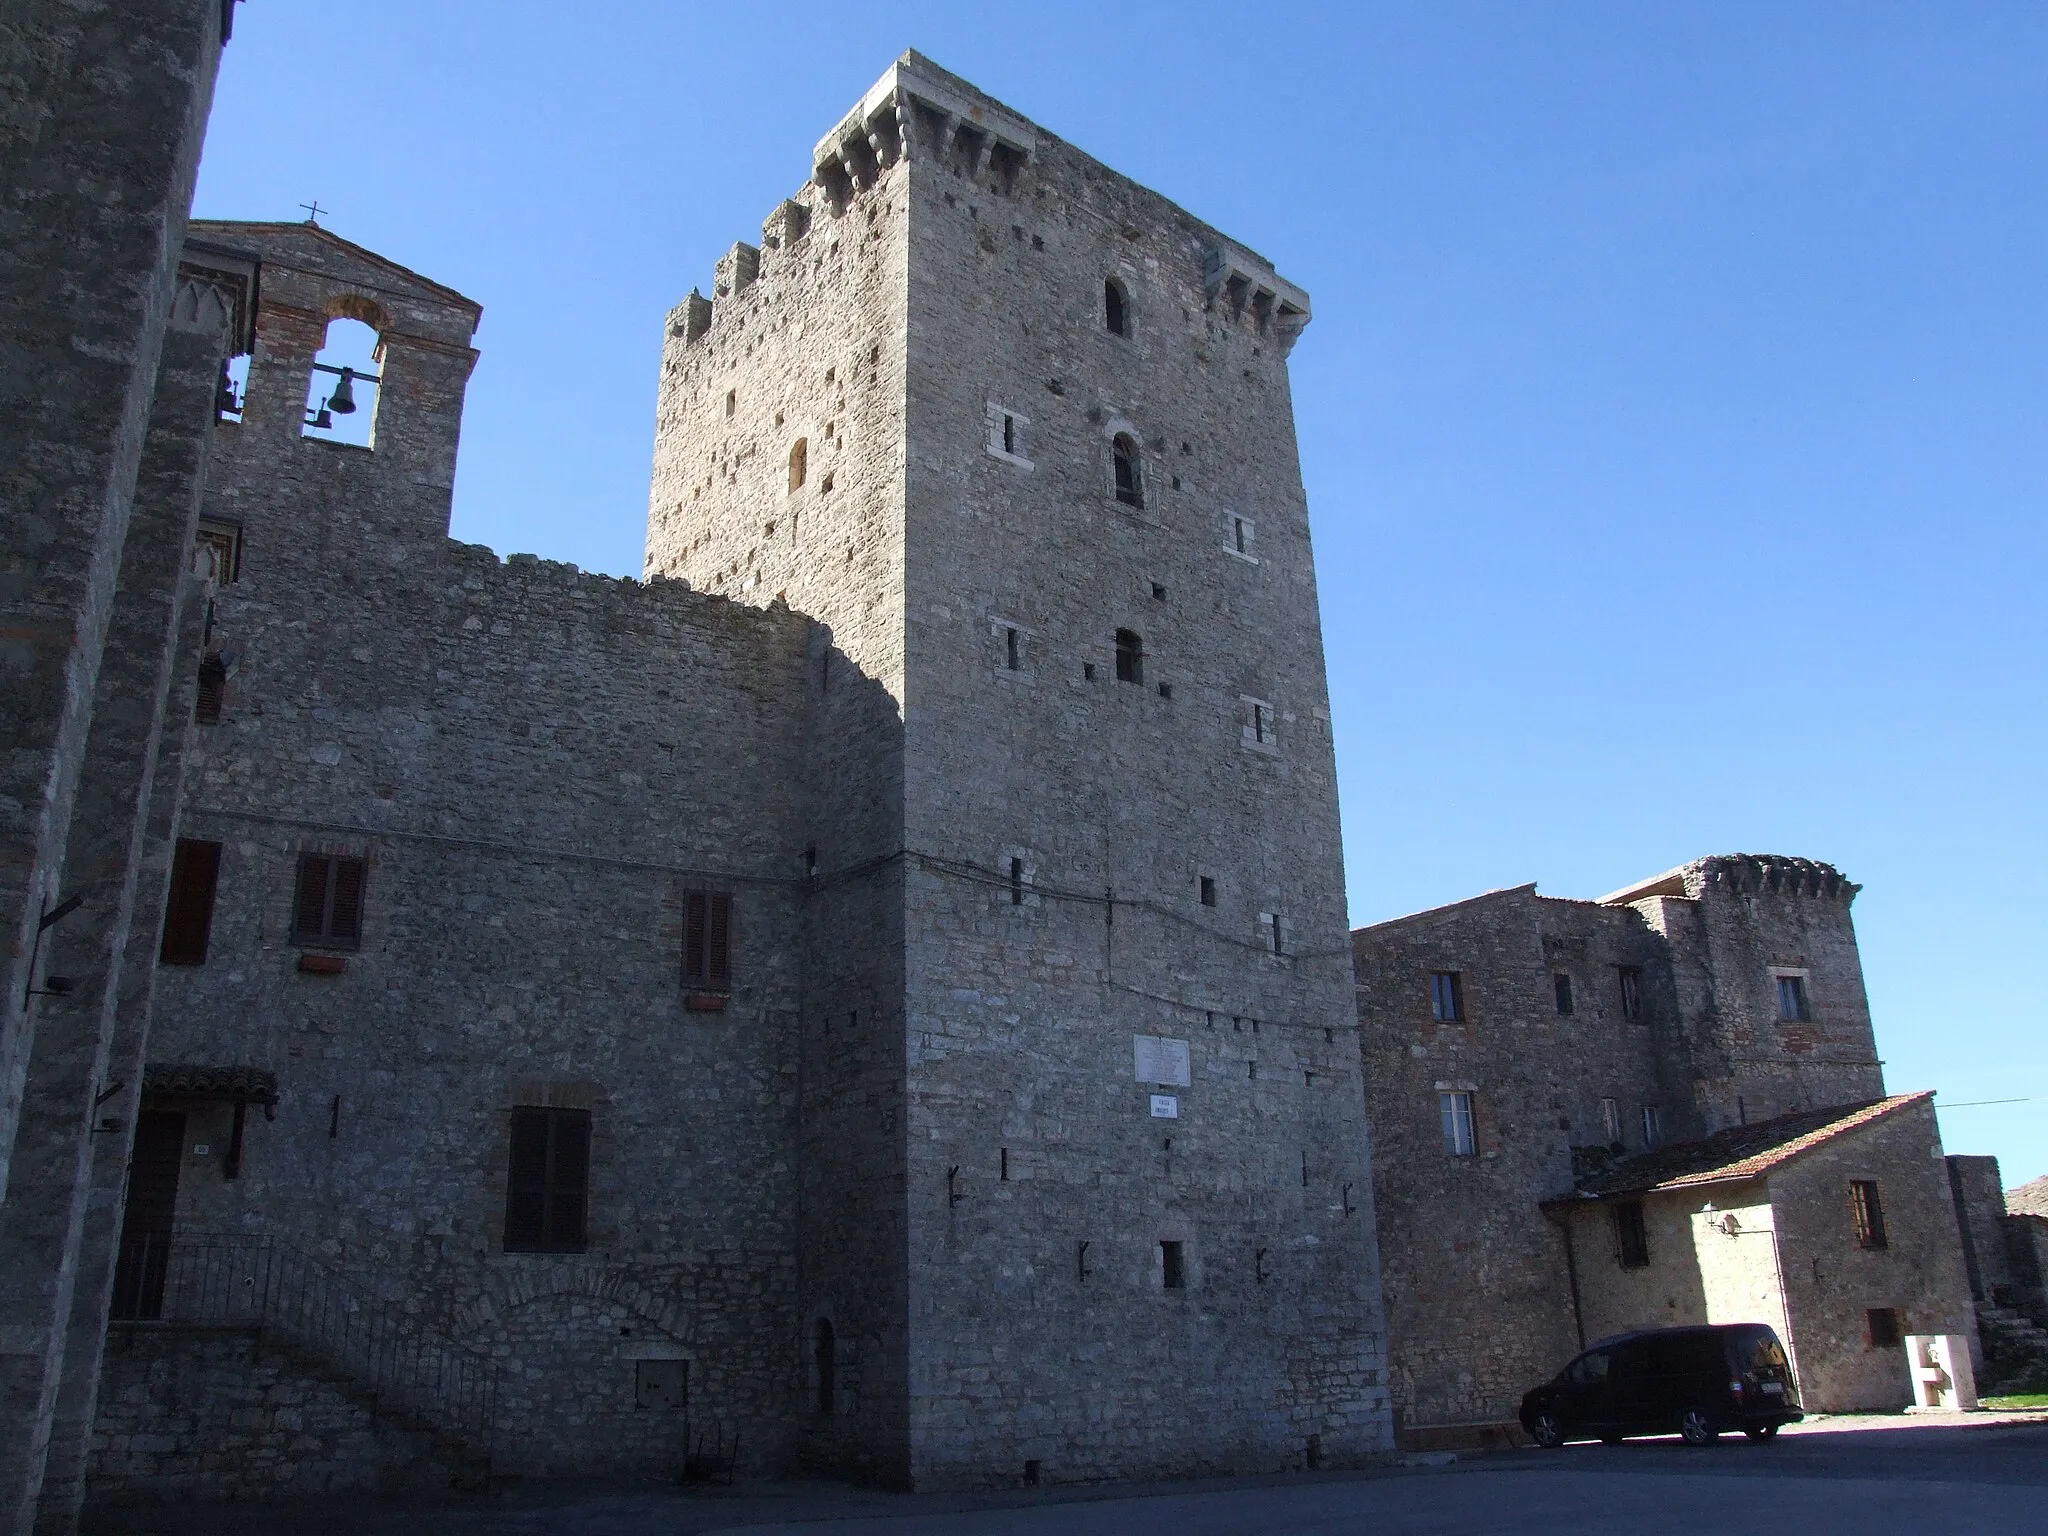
[137,224,824,1478]
[88,1324,459,1502]
[1354,886,1672,1431]
[1768,1099,1974,1411]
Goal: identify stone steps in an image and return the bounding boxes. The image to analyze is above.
[1976,1303,2048,1394]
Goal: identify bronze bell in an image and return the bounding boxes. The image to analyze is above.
[326,366,357,414]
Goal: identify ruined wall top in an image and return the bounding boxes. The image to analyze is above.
[1600,854,1859,907]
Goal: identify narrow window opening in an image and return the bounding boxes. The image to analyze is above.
[682,888,735,990]
[1199,876,1217,907]
[216,353,249,422]
[1157,682,1172,699]
[1600,1096,1622,1145]
[1617,965,1645,1023]
[1002,413,1016,455]
[1430,970,1464,1023]
[1112,434,1143,508]
[1640,1104,1662,1148]
[1265,912,1285,955]
[1554,973,1574,1016]
[1009,857,1024,905]
[1850,1180,1889,1249]
[1253,703,1266,743]
[1000,1147,1010,1180]
[789,437,808,490]
[1005,626,1020,670]
[725,388,737,417]
[194,653,227,724]
[1160,1240,1185,1289]
[1440,1091,1476,1156]
[1776,974,1810,1022]
[1104,278,1129,336]
[158,838,223,966]
[301,316,382,448]
[820,471,834,494]
[1150,582,1166,600]
[814,1318,836,1413]
[1114,629,1143,684]
[1613,1200,1651,1268]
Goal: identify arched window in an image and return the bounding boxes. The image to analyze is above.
[302,316,383,448]
[1104,278,1130,337]
[814,1318,836,1414]
[1114,629,1143,685]
[789,437,808,491]
[1112,434,1142,508]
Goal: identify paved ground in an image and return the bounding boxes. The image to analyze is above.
[82,1411,2048,1535]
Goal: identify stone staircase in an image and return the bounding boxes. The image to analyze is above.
[1976,1303,2048,1395]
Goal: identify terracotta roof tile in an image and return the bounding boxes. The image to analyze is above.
[2008,1175,2048,1219]
[143,1063,280,1105]
[1564,1093,1930,1200]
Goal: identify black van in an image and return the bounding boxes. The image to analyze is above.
[1519,1324,1802,1447]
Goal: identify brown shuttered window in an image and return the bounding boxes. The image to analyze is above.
[293,851,367,949]
[159,838,223,966]
[682,889,733,990]
[503,1106,590,1253]
[194,655,227,724]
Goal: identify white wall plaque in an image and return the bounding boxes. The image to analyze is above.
[1133,1035,1191,1087]
[1150,1095,1179,1119]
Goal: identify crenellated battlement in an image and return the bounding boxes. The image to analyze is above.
[1602,852,1859,906]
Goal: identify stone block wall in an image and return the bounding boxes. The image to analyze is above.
[1767,1099,1975,1410]
[87,1324,459,1502]
[1946,1154,2015,1302]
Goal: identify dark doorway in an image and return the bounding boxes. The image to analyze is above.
[110,1110,185,1319]
[814,1318,836,1414]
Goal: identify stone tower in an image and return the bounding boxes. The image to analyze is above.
[646,54,1391,1484]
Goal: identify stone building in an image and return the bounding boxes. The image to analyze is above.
[1354,855,1977,1441]
[1944,1157,2048,1390]
[81,51,1392,1502]
[0,3,250,1532]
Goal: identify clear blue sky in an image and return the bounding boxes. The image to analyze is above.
[194,3,2047,1184]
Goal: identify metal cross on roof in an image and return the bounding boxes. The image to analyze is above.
[299,200,325,224]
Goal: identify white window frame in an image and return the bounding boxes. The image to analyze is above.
[1441,1091,1477,1156]
[985,401,1033,469]
[1600,1096,1622,1144]
[1640,1104,1662,1148]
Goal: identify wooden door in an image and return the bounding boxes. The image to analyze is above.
[110,1110,185,1319]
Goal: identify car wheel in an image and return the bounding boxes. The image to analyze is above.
[1679,1408,1719,1446]
[1744,1423,1779,1442]
[1529,1410,1566,1449]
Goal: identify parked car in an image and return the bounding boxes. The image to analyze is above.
[1519,1323,1803,1447]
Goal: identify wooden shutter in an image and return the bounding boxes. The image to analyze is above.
[503,1107,550,1250]
[194,655,227,724]
[294,853,331,941]
[706,891,732,986]
[683,891,708,983]
[549,1110,591,1250]
[503,1106,590,1253]
[159,839,222,965]
[328,857,366,946]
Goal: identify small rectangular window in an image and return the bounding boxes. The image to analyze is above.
[1600,1096,1622,1144]
[985,402,1032,467]
[1617,965,1645,1023]
[503,1105,591,1253]
[1241,696,1277,752]
[1262,912,1284,955]
[1430,970,1464,1023]
[1867,1307,1903,1349]
[194,654,227,724]
[1850,1180,1889,1250]
[1554,973,1573,1016]
[1199,875,1217,907]
[1003,414,1016,455]
[1115,629,1143,684]
[159,838,223,966]
[1160,1240,1186,1289]
[1225,513,1257,562]
[1613,1200,1651,1268]
[1005,626,1020,671]
[1010,857,1024,906]
[682,888,734,990]
[293,851,366,950]
[1776,975,1810,1022]
[1640,1104,1662,1148]
[1440,1090,1476,1155]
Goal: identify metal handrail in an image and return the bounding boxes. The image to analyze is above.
[110,1231,496,1456]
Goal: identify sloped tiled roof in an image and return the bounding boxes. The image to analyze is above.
[2008,1175,2048,1219]
[1562,1094,1931,1201]
[143,1063,279,1106]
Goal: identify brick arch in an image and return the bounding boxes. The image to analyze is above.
[453,1264,690,1343]
[323,291,391,332]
